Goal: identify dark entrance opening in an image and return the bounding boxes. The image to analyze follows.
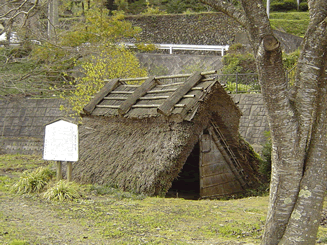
[166,143,200,200]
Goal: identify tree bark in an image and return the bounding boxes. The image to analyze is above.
[199,0,327,244]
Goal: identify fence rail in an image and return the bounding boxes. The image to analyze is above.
[122,43,229,56]
[217,68,295,94]
[216,73,260,93]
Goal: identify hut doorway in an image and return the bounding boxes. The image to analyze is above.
[166,143,200,199]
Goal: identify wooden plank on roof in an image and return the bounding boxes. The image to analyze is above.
[139,94,195,100]
[147,88,177,94]
[96,105,120,109]
[103,97,127,100]
[172,81,217,120]
[83,78,120,115]
[157,71,202,116]
[118,76,157,116]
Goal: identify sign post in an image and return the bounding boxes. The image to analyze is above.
[43,119,78,181]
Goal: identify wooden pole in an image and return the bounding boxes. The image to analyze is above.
[67,162,72,182]
[48,0,58,38]
[56,161,62,181]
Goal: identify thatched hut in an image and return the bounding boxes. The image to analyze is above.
[73,71,262,198]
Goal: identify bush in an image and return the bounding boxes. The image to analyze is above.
[11,167,55,194]
[282,49,300,70]
[299,2,308,11]
[225,82,253,93]
[222,53,256,74]
[270,0,297,11]
[283,0,297,10]
[163,0,208,13]
[43,180,82,201]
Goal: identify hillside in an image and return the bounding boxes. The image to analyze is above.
[0,11,308,98]
[270,12,309,37]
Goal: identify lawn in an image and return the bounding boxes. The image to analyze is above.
[0,154,327,244]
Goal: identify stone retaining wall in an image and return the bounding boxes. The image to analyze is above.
[127,13,303,53]
[138,53,223,75]
[0,98,67,155]
[0,94,268,155]
[232,94,269,152]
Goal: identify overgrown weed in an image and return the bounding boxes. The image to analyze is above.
[43,180,82,201]
[11,167,55,194]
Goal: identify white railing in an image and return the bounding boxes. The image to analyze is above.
[122,43,229,56]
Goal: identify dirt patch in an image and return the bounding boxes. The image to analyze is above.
[0,192,252,245]
[0,194,104,244]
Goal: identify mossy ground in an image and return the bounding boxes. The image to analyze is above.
[1,154,327,244]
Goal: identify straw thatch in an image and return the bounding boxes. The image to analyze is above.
[73,71,262,196]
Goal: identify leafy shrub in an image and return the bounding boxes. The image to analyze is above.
[299,2,308,11]
[141,6,167,15]
[283,0,297,10]
[222,52,256,74]
[228,43,243,52]
[114,0,129,11]
[270,2,286,11]
[282,49,300,70]
[11,167,55,194]
[225,82,253,93]
[271,0,297,11]
[162,0,208,14]
[43,180,82,201]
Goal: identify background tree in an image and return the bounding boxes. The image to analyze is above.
[0,0,44,40]
[0,0,146,103]
[199,0,327,244]
[49,7,147,116]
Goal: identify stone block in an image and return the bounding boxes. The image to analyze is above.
[45,108,63,117]
[5,108,21,117]
[2,126,21,137]
[34,108,47,117]
[24,99,38,108]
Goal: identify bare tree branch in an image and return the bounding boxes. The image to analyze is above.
[0,0,41,32]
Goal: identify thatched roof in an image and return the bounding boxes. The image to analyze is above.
[83,71,229,122]
[73,71,262,196]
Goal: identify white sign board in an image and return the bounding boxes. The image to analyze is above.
[43,120,78,162]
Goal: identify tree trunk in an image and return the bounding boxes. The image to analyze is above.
[48,0,58,38]
[199,0,327,244]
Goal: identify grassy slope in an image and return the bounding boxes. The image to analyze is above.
[269,12,309,37]
[1,155,327,244]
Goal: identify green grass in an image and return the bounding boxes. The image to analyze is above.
[269,12,310,37]
[1,154,327,244]
[0,154,47,171]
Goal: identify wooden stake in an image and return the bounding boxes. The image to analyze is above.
[67,162,72,182]
[56,161,62,181]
